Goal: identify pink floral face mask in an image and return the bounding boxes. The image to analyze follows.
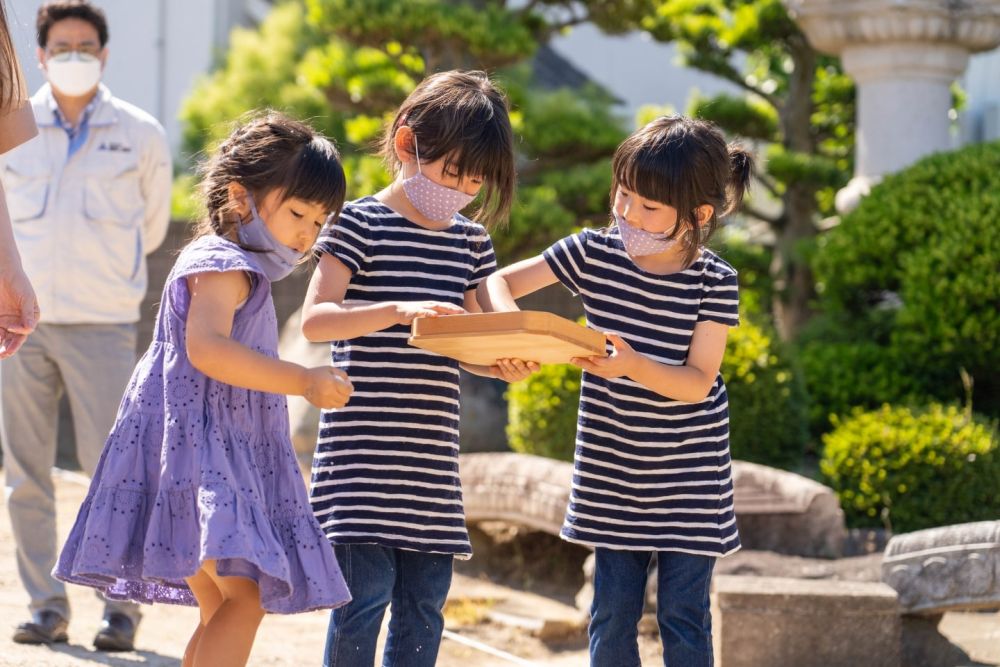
[401,136,475,223]
[615,213,678,256]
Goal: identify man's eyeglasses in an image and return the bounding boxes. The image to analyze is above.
[46,44,102,58]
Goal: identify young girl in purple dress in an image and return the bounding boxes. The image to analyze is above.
[55,112,354,667]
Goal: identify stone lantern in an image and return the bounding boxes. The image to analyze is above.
[784,0,1000,212]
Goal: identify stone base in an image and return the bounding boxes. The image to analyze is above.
[712,575,901,667]
[900,614,974,667]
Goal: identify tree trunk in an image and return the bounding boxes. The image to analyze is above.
[771,36,818,340]
[771,183,816,339]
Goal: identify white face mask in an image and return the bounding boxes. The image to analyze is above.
[46,51,102,97]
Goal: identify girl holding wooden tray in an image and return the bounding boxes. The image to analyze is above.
[480,115,754,667]
[299,70,535,667]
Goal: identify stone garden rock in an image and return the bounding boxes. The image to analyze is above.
[731,460,847,558]
[461,452,573,536]
[882,521,1000,667]
[882,520,1000,615]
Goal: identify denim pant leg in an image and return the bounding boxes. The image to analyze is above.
[382,548,454,667]
[589,547,652,667]
[656,551,716,667]
[325,544,396,667]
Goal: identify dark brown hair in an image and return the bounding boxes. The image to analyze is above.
[36,0,108,48]
[0,0,25,112]
[194,111,346,243]
[611,115,754,266]
[380,70,515,229]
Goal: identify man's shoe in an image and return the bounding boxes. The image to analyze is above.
[12,610,69,644]
[93,612,136,652]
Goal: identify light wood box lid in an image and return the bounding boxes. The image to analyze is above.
[409,311,606,366]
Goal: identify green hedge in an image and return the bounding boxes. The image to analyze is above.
[506,317,808,469]
[722,319,808,468]
[796,311,914,434]
[506,363,581,462]
[713,235,773,321]
[820,404,1000,532]
[811,141,1000,422]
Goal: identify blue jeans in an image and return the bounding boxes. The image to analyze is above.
[590,548,716,667]
[324,543,454,667]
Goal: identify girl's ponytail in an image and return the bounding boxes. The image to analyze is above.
[725,145,754,217]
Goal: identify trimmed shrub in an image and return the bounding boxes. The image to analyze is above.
[506,318,808,469]
[796,311,916,434]
[506,363,581,462]
[821,404,1000,533]
[811,141,1000,422]
[722,319,809,468]
[713,235,773,321]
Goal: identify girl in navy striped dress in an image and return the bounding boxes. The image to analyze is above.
[299,70,533,667]
[481,116,754,667]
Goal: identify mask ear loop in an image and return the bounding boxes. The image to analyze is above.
[412,133,423,176]
[245,191,261,224]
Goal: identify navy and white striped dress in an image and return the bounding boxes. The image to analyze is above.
[544,227,741,557]
[309,196,496,559]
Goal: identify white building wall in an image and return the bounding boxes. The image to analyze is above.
[961,47,1000,143]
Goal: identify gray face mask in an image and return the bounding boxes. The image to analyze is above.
[236,193,303,282]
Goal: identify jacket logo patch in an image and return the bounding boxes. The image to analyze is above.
[98,141,132,153]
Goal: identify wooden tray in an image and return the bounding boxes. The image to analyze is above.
[409,311,606,366]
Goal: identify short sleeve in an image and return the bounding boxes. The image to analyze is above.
[315,205,370,274]
[543,231,588,296]
[698,262,740,327]
[467,231,496,289]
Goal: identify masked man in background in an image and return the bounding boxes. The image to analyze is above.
[0,0,170,651]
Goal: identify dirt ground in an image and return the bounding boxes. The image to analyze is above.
[0,470,996,666]
[0,470,653,667]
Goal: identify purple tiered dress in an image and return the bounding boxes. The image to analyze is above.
[54,234,351,613]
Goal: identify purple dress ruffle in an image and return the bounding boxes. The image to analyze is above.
[54,235,351,613]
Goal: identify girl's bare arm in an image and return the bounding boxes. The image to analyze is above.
[477,255,559,312]
[186,271,351,407]
[301,253,464,342]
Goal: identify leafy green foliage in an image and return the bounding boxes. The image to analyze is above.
[179,3,337,158]
[170,173,202,221]
[713,234,772,320]
[821,404,1000,532]
[178,1,628,264]
[306,0,538,69]
[607,0,856,337]
[811,141,1000,420]
[506,363,581,462]
[498,185,578,263]
[795,313,915,434]
[687,92,777,142]
[721,317,808,467]
[506,81,624,166]
[492,73,626,260]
